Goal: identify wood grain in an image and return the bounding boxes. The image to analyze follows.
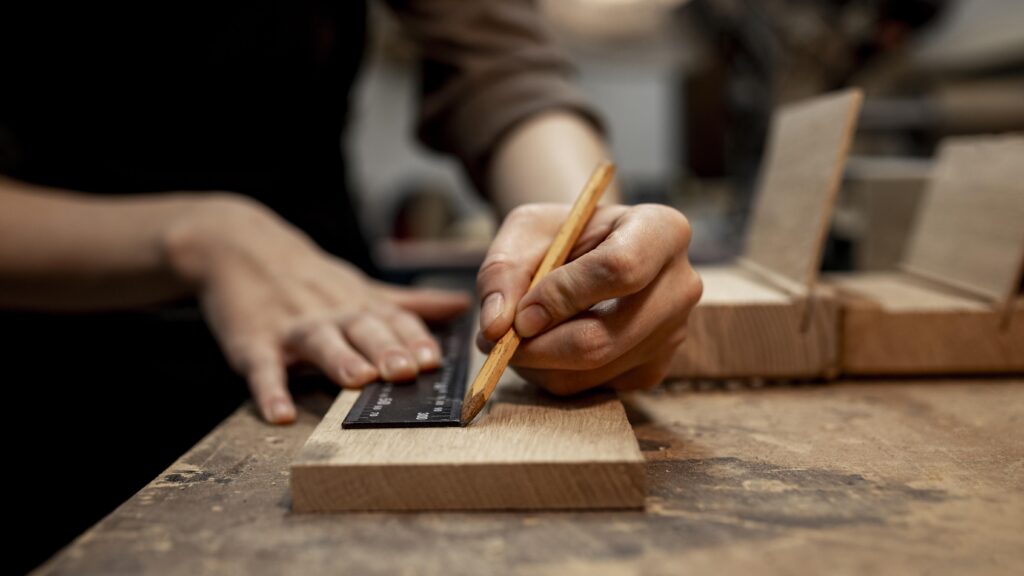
[827,134,1024,376]
[743,88,863,290]
[831,272,1024,375]
[902,135,1024,304]
[462,162,614,423]
[39,379,1024,576]
[291,346,645,511]
[669,266,839,379]
[671,90,861,379]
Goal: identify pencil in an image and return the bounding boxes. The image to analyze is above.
[461,162,616,425]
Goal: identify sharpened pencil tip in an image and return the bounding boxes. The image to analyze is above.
[461,393,486,426]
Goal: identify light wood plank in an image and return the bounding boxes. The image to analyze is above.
[669,266,840,379]
[671,89,860,379]
[743,88,863,290]
[291,352,645,511]
[902,135,1024,303]
[831,272,1024,375]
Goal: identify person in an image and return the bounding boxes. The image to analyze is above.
[0,1,701,424]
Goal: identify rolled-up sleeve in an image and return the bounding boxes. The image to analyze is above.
[384,0,604,186]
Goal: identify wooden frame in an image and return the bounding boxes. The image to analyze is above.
[670,89,862,379]
[828,135,1024,375]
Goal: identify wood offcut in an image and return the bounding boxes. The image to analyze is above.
[828,135,1024,375]
[291,338,645,512]
[670,88,863,379]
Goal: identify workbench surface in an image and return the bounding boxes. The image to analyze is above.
[36,379,1024,575]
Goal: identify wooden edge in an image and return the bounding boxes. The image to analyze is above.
[899,135,1024,306]
[737,257,809,299]
[902,265,1006,307]
[668,283,840,380]
[801,87,864,290]
[292,460,646,512]
[742,88,864,289]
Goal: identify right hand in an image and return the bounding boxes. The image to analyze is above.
[165,195,470,424]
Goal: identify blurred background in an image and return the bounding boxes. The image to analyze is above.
[352,0,1023,276]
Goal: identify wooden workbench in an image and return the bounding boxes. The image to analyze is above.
[36,379,1024,575]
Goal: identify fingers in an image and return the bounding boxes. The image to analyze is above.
[514,205,691,338]
[476,207,558,341]
[286,323,378,388]
[606,348,676,392]
[513,324,682,395]
[476,204,626,341]
[343,314,419,381]
[386,310,442,370]
[511,262,689,370]
[235,342,296,425]
[381,285,471,322]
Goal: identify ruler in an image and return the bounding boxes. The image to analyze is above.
[342,316,471,429]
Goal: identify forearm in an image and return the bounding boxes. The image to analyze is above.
[486,111,620,215]
[0,176,213,310]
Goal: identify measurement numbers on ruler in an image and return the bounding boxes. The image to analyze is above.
[342,316,471,429]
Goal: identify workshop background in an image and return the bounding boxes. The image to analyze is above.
[354,0,1023,277]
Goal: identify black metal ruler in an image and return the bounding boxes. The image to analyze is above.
[342,316,471,429]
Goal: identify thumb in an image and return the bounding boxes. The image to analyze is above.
[381,285,471,322]
[514,243,656,338]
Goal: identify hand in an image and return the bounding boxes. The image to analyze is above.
[476,203,702,394]
[165,196,470,424]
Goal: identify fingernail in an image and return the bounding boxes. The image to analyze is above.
[415,344,439,368]
[516,304,551,338]
[481,292,504,331]
[269,399,294,424]
[383,353,414,380]
[340,363,377,387]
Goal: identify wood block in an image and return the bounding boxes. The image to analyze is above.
[670,89,861,379]
[901,135,1024,302]
[743,88,863,290]
[828,135,1024,376]
[670,266,839,379]
[291,370,645,512]
[831,272,1024,375]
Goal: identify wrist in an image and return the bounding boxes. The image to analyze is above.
[162,192,260,286]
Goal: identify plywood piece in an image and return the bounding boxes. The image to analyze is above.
[902,135,1024,303]
[743,88,863,291]
[669,266,839,379]
[291,365,645,512]
[831,272,1024,375]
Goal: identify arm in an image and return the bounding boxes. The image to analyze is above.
[486,110,620,213]
[0,176,197,309]
[0,177,468,423]
[389,0,702,394]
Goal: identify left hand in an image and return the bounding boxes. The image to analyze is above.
[476,203,702,394]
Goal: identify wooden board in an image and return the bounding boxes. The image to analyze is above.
[37,379,1024,575]
[831,272,1024,375]
[902,135,1024,303]
[669,90,859,380]
[670,266,839,379]
[742,88,863,291]
[291,362,645,511]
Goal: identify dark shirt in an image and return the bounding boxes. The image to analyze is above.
[0,0,599,272]
[0,6,599,569]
